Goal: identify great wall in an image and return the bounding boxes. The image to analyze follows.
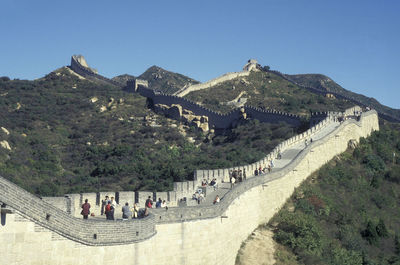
[0,56,380,264]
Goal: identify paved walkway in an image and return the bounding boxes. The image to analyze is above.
[199,121,340,206]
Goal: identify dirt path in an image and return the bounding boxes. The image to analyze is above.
[236,229,276,265]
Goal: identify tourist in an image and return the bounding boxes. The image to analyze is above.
[197,193,204,204]
[132,203,139,219]
[254,169,258,176]
[192,192,199,202]
[110,202,115,220]
[101,195,109,215]
[230,175,236,189]
[145,196,153,208]
[81,199,90,220]
[110,196,117,209]
[210,178,217,190]
[268,164,272,173]
[238,170,243,182]
[122,202,131,220]
[213,195,220,204]
[156,198,162,208]
[202,179,208,186]
[243,169,247,180]
[161,200,168,209]
[105,201,113,220]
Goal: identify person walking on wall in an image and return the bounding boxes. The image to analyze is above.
[101,195,110,215]
[105,201,111,220]
[145,196,153,209]
[81,199,91,220]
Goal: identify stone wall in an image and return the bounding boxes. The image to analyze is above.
[174,71,251,97]
[0,177,157,246]
[135,85,302,129]
[70,55,123,87]
[0,110,379,265]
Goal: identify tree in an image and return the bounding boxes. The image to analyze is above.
[362,221,379,245]
[376,219,388,238]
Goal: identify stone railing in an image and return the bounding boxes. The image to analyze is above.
[0,176,156,246]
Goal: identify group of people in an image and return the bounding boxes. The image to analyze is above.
[254,161,274,176]
[145,196,167,209]
[192,190,205,204]
[202,178,218,190]
[102,196,117,220]
[229,169,246,186]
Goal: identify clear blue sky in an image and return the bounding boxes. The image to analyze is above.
[1,0,399,109]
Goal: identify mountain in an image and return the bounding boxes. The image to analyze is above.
[138,65,199,94]
[286,73,400,122]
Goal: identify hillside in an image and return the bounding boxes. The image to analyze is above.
[184,71,354,117]
[286,74,400,122]
[0,68,297,196]
[236,122,400,265]
[138,65,199,94]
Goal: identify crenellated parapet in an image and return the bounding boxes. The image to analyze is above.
[0,176,157,246]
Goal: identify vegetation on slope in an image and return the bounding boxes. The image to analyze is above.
[265,122,400,265]
[138,65,199,94]
[0,70,296,196]
[287,74,400,122]
[184,71,354,117]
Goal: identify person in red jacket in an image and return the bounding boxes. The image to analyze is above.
[81,199,91,220]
